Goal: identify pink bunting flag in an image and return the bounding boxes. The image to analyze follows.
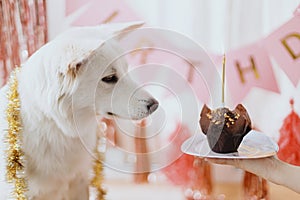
[265,16,300,86]
[294,4,300,16]
[189,62,211,104]
[65,0,92,16]
[70,0,140,25]
[226,42,279,105]
[127,48,210,101]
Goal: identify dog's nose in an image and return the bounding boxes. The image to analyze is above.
[147,99,159,114]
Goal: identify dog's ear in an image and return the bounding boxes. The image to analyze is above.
[102,21,144,40]
[67,58,88,79]
[66,49,98,78]
[66,40,106,78]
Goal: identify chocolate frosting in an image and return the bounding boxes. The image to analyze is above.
[199,104,252,153]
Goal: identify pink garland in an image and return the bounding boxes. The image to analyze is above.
[0,0,47,86]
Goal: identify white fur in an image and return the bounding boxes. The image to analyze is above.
[0,22,158,199]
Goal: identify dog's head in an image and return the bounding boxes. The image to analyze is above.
[48,22,158,120]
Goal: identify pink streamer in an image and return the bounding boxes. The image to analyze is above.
[0,0,47,86]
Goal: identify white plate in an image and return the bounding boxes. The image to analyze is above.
[181,130,279,159]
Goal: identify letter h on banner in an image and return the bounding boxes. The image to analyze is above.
[235,56,260,84]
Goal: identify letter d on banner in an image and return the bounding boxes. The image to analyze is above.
[265,16,300,86]
[281,33,300,60]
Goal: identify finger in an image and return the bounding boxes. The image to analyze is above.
[205,158,240,166]
[208,157,277,177]
[205,158,227,164]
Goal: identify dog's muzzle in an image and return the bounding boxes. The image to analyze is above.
[147,98,159,114]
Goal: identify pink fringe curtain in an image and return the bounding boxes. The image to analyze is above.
[0,0,47,86]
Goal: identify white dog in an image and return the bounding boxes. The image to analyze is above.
[0,22,158,199]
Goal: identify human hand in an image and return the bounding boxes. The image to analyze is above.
[206,156,300,193]
[206,156,281,185]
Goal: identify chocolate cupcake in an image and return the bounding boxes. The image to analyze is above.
[199,104,252,153]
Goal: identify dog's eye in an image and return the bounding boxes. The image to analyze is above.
[101,74,118,83]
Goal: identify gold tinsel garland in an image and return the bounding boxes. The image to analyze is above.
[5,67,27,200]
[5,67,105,199]
[91,149,106,200]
